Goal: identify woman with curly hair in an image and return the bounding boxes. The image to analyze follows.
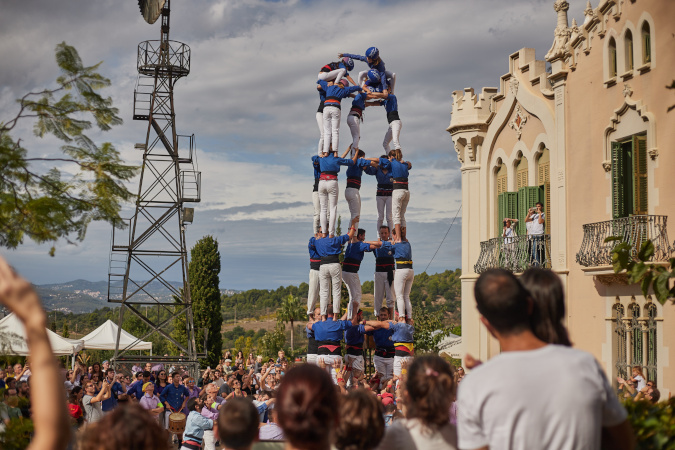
[277,364,339,450]
[377,355,457,449]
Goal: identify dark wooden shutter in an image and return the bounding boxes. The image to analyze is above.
[611,141,626,218]
[633,135,648,215]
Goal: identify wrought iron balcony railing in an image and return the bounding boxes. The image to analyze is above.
[576,215,674,267]
[474,234,551,274]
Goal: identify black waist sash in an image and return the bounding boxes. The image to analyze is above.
[342,257,361,273]
[387,111,400,123]
[392,177,408,190]
[375,347,395,358]
[320,255,340,265]
[317,340,341,355]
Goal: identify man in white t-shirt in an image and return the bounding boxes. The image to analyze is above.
[457,269,634,450]
[525,202,545,266]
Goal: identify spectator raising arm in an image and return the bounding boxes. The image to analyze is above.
[0,256,70,450]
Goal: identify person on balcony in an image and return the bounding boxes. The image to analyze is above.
[526,202,546,266]
[502,218,518,268]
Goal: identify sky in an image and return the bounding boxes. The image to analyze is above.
[0,0,590,290]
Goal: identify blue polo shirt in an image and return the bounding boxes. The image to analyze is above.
[366,326,394,349]
[160,383,190,412]
[345,324,365,346]
[393,241,412,260]
[345,158,371,178]
[379,158,409,179]
[313,318,352,342]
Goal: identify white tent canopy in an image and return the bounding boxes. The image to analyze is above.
[437,332,463,360]
[0,313,84,356]
[80,320,152,352]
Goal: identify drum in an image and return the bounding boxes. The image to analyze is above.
[168,412,186,435]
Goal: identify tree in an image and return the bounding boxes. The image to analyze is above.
[258,324,286,359]
[0,42,138,254]
[608,238,674,305]
[412,305,451,353]
[190,236,223,368]
[62,323,69,338]
[276,295,306,355]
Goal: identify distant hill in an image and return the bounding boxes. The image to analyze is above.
[33,280,240,314]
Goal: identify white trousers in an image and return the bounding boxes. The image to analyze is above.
[316,111,324,156]
[383,119,402,151]
[394,355,414,376]
[344,187,361,230]
[307,269,320,315]
[306,354,318,365]
[345,354,364,386]
[319,263,342,315]
[374,271,395,313]
[203,429,216,450]
[312,190,321,234]
[318,68,346,84]
[373,355,394,381]
[319,179,339,236]
[347,113,361,150]
[392,189,410,228]
[342,271,361,319]
[394,268,414,319]
[376,195,393,232]
[322,106,341,155]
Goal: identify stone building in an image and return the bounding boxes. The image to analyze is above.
[447,0,674,396]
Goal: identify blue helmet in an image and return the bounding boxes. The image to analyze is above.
[366,69,381,84]
[342,57,354,71]
[365,47,379,61]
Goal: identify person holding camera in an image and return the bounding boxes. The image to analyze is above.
[525,202,546,266]
[501,218,518,268]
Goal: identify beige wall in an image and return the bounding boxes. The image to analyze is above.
[449,0,674,397]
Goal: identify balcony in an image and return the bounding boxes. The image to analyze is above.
[474,235,551,274]
[576,215,673,267]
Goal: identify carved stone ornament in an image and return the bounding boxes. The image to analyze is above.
[648,148,658,160]
[622,83,633,97]
[602,160,612,172]
[545,0,572,61]
[509,105,529,140]
[509,77,519,96]
[596,273,630,286]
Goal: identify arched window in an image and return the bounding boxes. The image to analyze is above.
[641,22,651,64]
[608,38,618,77]
[625,30,634,71]
[495,161,510,236]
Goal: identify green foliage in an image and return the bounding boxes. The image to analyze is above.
[412,305,452,354]
[190,236,223,368]
[257,324,286,359]
[362,280,374,294]
[624,398,675,449]
[62,322,69,338]
[0,418,34,450]
[222,285,308,321]
[0,42,138,252]
[276,295,306,354]
[607,238,675,305]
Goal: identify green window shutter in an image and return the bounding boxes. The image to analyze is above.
[633,135,648,215]
[498,192,505,237]
[506,192,518,230]
[643,32,651,63]
[612,141,626,218]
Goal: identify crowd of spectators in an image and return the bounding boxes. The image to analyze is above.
[0,255,664,450]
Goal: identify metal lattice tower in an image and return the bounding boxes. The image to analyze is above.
[108,0,202,375]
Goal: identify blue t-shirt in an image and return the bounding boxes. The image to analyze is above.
[374,241,395,259]
[345,324,365,346]
[364,166,394,186]
[101,381,125,411]
[308,237,320,259]
[379,158,409,179]
[312,155,321,180]
[393,241,412,261]
[365,326,394,349]
[345,158,371,178]
[383,94,398,113]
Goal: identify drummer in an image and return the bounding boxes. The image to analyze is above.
[160,373,190,440]
[181,397,215,450]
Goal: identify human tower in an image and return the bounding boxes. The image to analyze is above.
[305,47,415,384]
